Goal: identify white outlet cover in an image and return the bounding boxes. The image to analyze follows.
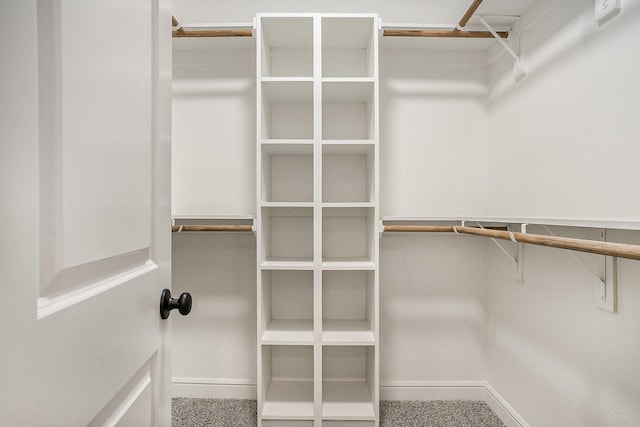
[595,0,621,25]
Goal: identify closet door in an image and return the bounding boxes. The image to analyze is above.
[0,1,172,426]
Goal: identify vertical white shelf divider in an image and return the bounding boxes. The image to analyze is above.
[258,13,379,427]
[313,14,324,427]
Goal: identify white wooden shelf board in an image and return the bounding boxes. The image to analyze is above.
[262,381,315,420]
[261,77,314,83]
[263,320,314,345]
[322,77,375,84]
[322,320,375,345]
[382,216,640,230]
[322,139,376,146]
[172,215,254,222]
[322,260,375,271]
[322,203,375,209]
[262,202,315,208]
[262,260,315,270]
[322,382,375,420]
[261,139,314,146]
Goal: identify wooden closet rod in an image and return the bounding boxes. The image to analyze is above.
[454,0,484,33]
[383,29,507,38]
[172,225,253,232]
[173,29,253,38]
[383,0,507,39]
[383,225,640,261]
[171,15,253,38]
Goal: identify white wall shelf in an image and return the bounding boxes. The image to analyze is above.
[258,13,379,427]
[322,261,376,271]
[382,216,640,231]
[261,260,315,270]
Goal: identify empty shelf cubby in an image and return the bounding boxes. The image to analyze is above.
[322,207,375,265]
[261,16,313,78]
[262,345,315,420]
[323,144,374,203]
[262,270,314,345]
[322,270,375,345]
[322,82,375,141]
[322,17,376,78]
[322,346,376,421]
[262,81,314,140]
[262,143,314,203]
[262,207,314,265]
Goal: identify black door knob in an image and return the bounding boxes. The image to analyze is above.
[160,289,192,319]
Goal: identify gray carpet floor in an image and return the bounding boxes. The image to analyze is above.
[172,398,505,427]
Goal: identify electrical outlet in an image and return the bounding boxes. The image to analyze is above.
[595,0,620,25]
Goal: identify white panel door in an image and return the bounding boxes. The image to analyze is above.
[0,0,172,425]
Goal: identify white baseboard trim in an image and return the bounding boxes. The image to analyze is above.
[380,380,529,427]
[380,380,487,401]
[482,383,530,427]
[171,377,257,400]
[171,378,528,427]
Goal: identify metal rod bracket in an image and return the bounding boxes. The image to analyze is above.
[476,15,527,81]
[542,226,618,312]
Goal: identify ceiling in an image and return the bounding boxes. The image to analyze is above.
[172,0,539,26]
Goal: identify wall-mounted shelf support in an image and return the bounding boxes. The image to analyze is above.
[475,15,527,81]
[511,224,526,282]
[382,0,508,39]
[383,219,639,301]
[542,226,617,312]
[473,221,525,282]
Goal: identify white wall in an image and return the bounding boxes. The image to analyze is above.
[172,46,256,217]
[378,47,490,394]
[171,232,257,398]
[380,234,487,385]
[487,0,640,220]
[171,43,257,397]
[485,0,640,425]
[380,48,489,218]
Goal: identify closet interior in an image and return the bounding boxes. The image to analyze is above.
[170,1,640,426]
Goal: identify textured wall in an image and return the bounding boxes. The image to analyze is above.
[487,0,640,221]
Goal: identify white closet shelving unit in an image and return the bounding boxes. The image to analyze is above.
[256,13,379,427]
